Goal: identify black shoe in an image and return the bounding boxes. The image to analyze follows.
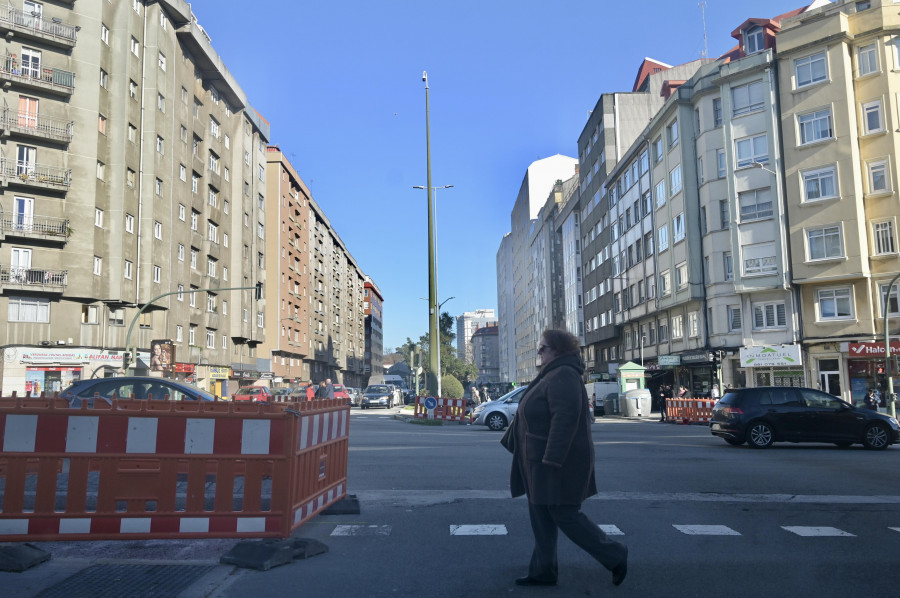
[515,577,557,587]
[612,559,627,586]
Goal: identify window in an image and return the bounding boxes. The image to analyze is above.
[739,188,773,221]
[258,165,265,180]
[176,325,183,342]
[82,305,99,325]
[189,326,196,345]
[743,243,778,276]
[724,252,733,281]
[673,213,685,242]
[857,0,871,9]
[130,36,140,57]
[652,137,663,163]
[157,93,165,112]
[660,270,671,296]
[108,308,125,327]
[153,265,161,283]
[206,330,215,349]
[192,173,199,194]
[807,225,844,261]
[96,161,105,180]
[158,51,166,71]
[225,135,231,150]
[208,222,218,243]
[712,98,723,127]
[99,69,108,89]
[177,244,185,261]
[154,221,162,240]
[666,120,679,148]
[155,178,163,196]
[669,165,682,195]
[658,224,669,251]
[795,52,827,87]
[208,188,217,207]
[129,80,138,100]
[655,180,666,207]
[210,117,220,139]
[207,258,217,277]
[715,149,726,179]
[697,156,704,185]
[873,221,896,255]
[672,315,684,339]
[861,100,884,134]
[101,23,109,44]
[879,283,900,315]
[798,108,834,144]
[93,256,102,276]
[191,211,199,231]
[753,302,786,329]
[178,204,186,221]
[676,263,688,288]
[179,164,187,181]
[257,223,265,239]
[868,160,889,193]
[128,124,137,143]
[190,249,198,269]
[858,43,878,76]
[156,136,164,154]
[207,295,216,313]
[125,213,134,233]
[209,151,219,173]
[132,0,141,13]
[177,285,184,301]
[745,26,764,55]
[802,166,837,201]
[9,296,50,323]
[720,200,730,229]
[94,208,104,228]
[732,80,764,116]
[735,134,768,168]
[124,260,133,279]
[728,306,742,331]
[818,287,854,320]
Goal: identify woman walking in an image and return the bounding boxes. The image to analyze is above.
[508,329,628,587]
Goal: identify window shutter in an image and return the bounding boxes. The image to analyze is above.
[776,303,786,326]
[754,306,764,328]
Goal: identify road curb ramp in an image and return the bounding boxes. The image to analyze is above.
[0,542,51,572]
[220,537,329,570]
[322,494,360,515]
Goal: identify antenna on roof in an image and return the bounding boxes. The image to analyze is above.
[699,1,709,59]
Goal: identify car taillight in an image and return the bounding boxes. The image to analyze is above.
[718,406,743,415]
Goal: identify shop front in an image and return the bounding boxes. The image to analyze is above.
[679,350,715,398]
[739,344,805,390]
[2,347,136,395]
[846,341,900,407]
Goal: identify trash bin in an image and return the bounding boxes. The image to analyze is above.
[603,393,619,415]
[623,389,652,417]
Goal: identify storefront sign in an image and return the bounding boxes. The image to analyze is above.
[259,371,274,380]
[740,344,802,367]
[680,350,712,364]
[174,363,195,373]
[209,366,230,380]
[658,355,681,366]
[848,342,900,357]
[19,349,124,365]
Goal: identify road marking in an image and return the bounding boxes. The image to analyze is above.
[599,524,623,535]
[331,525,392,537]
[890,527,900,533]
[782,526,854,537]
[674,525,740,536]
[450,525,507,536]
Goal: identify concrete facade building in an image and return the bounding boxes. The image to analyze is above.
[0,0,269,396]
[471,324,500,383]
[364,278,383,385]
[455,309,496,363]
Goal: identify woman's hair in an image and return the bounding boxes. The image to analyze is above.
[541,329,580,356]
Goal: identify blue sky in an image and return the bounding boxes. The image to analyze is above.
[190,0,803,352]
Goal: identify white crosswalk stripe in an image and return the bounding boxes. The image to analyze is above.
[599,524,624,535]
[331,524,392,536]
[673,524,740,536]
[889,527,900,534]
[450,525,507,536]
[782,526,854,537]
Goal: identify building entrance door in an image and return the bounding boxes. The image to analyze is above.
[818,358,841,396]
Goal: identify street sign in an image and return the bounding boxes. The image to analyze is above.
[423,397,437,410]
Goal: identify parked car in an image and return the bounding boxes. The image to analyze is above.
[59,376,216,407]
[345,387,361,407]
[361,384,398,409]
[710,386,900,450]
[232,386,273,402]
[471,386,528,431]
[332,383,350,403]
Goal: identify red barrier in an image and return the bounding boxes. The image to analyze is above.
[0,396,348,541]
[664,398,717,424]
[413,396,467,422]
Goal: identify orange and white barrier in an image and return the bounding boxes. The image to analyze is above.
[664,398,717,424]
[0,395,348,541]
[413,396,468,422]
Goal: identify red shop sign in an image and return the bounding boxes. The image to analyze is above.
[848,342,900,357]
[174,363,195,373]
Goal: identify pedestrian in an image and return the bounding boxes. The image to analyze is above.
[315,381,327,399]
[864,389,879,411]
[658,385,670,422]
[481,384,491,402]
[711,384,720,401]
[590,393,597,423]
[508,329,627,587]
[471,385,481,406]
[305,381,315,401]
[325,378,335,399]
[677,385,688,399]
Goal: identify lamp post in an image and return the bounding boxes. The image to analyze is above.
[421,70,440,397]
[883,273,900,418]
[419,295,455,396]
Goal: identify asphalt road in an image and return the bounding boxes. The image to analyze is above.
[5,409,900,597]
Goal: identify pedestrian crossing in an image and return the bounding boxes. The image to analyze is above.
[330,523,900,538]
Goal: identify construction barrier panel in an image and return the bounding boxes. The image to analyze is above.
[413,396,468,422]
[0,395,348,541]
[664,398,717,424]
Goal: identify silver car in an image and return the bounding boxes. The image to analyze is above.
[471,386,528,431]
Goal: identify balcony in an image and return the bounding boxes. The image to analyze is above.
[0,266,67,291]
[0,57,75,96]
[1,104,73,144]
[0,7,78,49]
[0,213,69,243]
[1,157,71,190]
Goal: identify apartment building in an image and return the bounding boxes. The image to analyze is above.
[776,0,900,403]
[555,175,584,343]
[0,0,269,396]
[364,278,383,384]
[455,308,496,363]
[471,324,499,384]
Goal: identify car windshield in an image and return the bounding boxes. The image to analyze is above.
[365,385,390,394]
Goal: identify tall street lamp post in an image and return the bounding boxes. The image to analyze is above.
[421,70,440,397]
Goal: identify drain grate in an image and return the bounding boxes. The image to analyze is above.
[36,563,216,598]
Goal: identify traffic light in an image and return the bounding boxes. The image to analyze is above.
[122,349,132,371]
[255,282,262,300]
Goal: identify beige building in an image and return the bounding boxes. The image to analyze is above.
[0,1,268,396]
[777,0,900,403]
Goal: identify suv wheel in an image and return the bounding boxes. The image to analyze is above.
[747,421,774,449]
[486,412,508,431]
[862,423,890,450]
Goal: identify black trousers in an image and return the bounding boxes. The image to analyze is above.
[526,501,627,582]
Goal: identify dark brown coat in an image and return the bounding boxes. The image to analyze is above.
[509,353,598,505]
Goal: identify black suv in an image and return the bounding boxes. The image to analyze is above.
[710,387,900,450]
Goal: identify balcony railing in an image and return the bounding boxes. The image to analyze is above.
[0,7,78,47]
[1,104,74,143]
[0,213,69,238]
[0,266,68,288]
[1,56,75,95]
[0,158,71,187]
